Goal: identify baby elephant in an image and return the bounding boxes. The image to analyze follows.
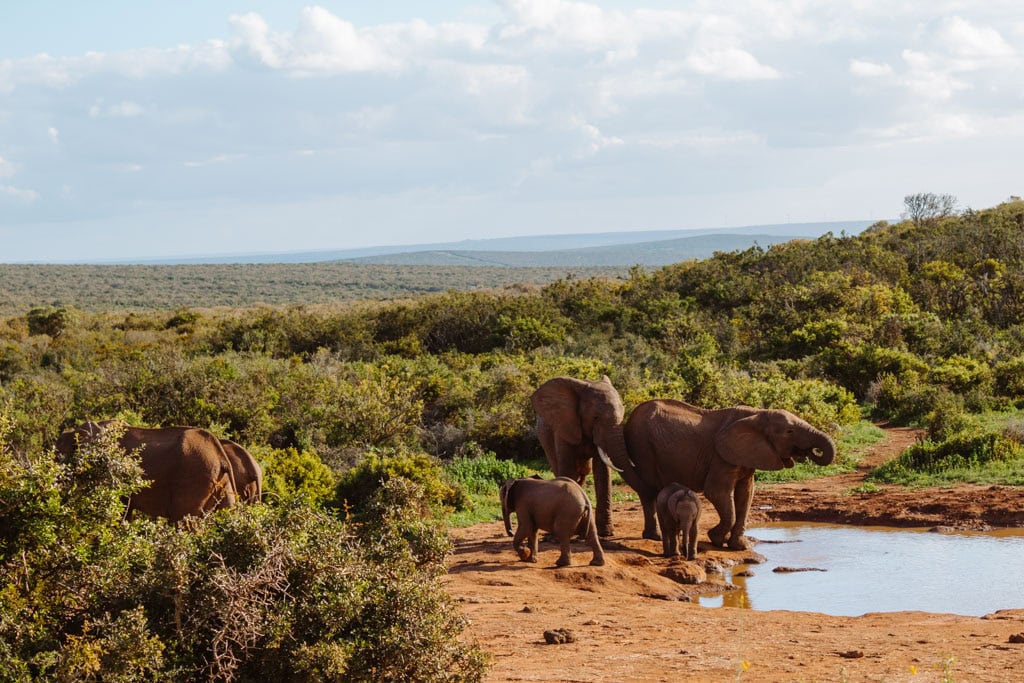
[656,482,702,560]
[500,476,605,567]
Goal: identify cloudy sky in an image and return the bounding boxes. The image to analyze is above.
[1,1,1022,262]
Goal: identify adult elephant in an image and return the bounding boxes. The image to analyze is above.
[56,421,237,521]
[531,375,630,537]
[613,400,836,550]
[220,439,263,504]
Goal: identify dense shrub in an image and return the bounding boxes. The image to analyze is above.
[870,427,1024,485]
[334,448,468,518]
[252,445,336,507]
[0,413,488,682]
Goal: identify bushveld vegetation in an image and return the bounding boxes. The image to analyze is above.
[3,197,1024,679]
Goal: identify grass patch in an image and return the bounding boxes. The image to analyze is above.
[443,449,537,527]
[868,425,1024,487]
[757,421,885,484]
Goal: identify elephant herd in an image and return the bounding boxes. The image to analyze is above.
[54,374,835,564]
[502,375,837,566]
[55,420,262,522]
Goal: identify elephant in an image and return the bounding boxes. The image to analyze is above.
[500,476,605,567]
[607,400,836,550]
[220,439,263,504]
[656,482,702,560]
[55,421,237,521]
[530,375,630,538]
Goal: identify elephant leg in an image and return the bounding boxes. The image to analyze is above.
[728,475,755,550]
[584,515,606,566]
[641,493,660,541]
[687,518,699,560]
[554,519,575,567]
[591,454,614,538]
[528,528,540,563]
[704,467,737,549]
[512,524,532,561]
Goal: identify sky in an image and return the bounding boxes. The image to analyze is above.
[1,1,1023,262]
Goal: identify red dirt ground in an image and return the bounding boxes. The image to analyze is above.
[444,425,1024,682]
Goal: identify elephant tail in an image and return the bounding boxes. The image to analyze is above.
[578,493,594,538]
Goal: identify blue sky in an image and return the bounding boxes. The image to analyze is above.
[1,1,1022,262]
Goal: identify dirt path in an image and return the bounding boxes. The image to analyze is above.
[445,425,1024,682]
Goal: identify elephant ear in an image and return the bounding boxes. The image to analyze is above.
[715,414,786,471]
[500,479,518,510]
[531,378,583,445]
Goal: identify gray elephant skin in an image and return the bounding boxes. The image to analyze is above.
[531,375,629,538]
[500,476,606,567]
[56,421,239,521]
[656,482,702,560]
[220,439,263,504]
[609,400,836,550]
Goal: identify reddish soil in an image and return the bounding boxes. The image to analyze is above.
[444,425,1024,682]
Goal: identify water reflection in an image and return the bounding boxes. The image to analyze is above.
[697,523,1024,616]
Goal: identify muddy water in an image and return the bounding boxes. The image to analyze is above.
[697,523,1024,616]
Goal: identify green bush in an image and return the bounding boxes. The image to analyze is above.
[444,446,530,496]
[870,427,1024,485]
[0,411,488,682]
[335,448,468,517]
[252,445,336,507]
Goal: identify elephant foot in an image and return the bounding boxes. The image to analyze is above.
[555,556,572,567]
[707,531,729,548]
[598,527,614,539]
[642,530,662,541]
[727,535,749,551]
[515,548,531,561]
[589,556,605,566]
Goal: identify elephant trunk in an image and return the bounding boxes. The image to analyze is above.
[807,429,837,466]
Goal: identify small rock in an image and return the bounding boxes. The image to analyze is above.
[520,605,535,613]
[743,552,767,565]
[837,650,864,659]
[929,526,957,534]
[543,628,576,645]
[734,569,755,577]
[1009,633,1024,644]
[661,563,708,585]
[773,566,827,573]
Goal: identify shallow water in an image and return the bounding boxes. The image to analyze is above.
[697,523,1024,616]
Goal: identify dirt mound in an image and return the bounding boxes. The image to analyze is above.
[446,425,1024,682]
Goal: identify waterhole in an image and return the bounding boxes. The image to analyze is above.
[697,523,1024,616]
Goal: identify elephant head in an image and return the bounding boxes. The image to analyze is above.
[531,375,631,536]
[531,375,630,474]
[715,408,836,471]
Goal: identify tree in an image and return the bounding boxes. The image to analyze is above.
[902,193,959,227]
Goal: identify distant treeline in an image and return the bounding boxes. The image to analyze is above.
[0,262,625,315]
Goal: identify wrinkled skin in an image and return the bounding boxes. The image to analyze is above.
[500,476,605,567]
[220,439,263,504]
[531,376,629,537]
[56,421,237,522]
[656,483,702,560]
[611,401,836,550]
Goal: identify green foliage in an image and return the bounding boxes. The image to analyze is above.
[335,448,467,518]
[0,410,487,682]
[26,306,77,338]
[252,445,336,507]
[869,425,1024,486]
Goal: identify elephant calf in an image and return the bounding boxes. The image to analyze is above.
[656,483,702,560]
[500,476,605,567]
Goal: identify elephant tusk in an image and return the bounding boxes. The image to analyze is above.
[596,446,623,473]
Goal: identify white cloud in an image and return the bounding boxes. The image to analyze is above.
[0,185,39,203]
[940,16,1014,59]
[849,59,893,78]
[0,155,15,178]
[89,100,145,118]
[685,47,780,81]
[48,127,59,144]
[230,7,400,74]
